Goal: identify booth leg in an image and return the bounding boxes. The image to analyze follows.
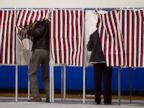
[61,65,66,101]
[15,65,18,102]
[129,68,133,104]
[118,67,121,105]
[51,65,54,103]
[83,66,86,104]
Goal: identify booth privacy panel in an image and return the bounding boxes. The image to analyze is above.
[97,9,144,67]
[16,9,50,28]
[16,9,85,66]
[0,9,85,66]
[0,10,16,64]
[50,9,84,66]
[119,10,144,67]
[0,9,144,67]
[16,9,50,65]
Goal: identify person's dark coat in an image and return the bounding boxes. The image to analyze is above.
[28,20,50,51]
[87,29,105,63]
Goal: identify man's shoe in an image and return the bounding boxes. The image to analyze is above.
[46,98,50,103]
[28,96,42,102]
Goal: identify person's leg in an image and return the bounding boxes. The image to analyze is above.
[41,50,50,101]
[28,50,41,101]
[103,66,112,104]
[93,63,103,104]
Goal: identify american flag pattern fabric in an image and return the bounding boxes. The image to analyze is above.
[16,9,50,28]
[16,9,50,45]
[0,9,50,65]
[50,9,84,66]
[0,10,16,64]
[0,9,144,67]
[119,10,144,67]
[15,9,50,65]
[97,10,144,67]
[97,10,125,67]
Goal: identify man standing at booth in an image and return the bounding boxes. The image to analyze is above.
[21,17,50,102]
[87,29,113,105]
[28,18,50,102]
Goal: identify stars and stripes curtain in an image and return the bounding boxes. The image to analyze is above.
[50,9,84,66]
[15,9,50,65]
[16,9,50,27]
[97,9,144,67]
[0,10,16,64]
[0,9,143,67]
[16,9,50,46]
[119,10,144,67]
[97,10,125,67]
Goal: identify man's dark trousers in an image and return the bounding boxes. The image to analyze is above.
[93,63,112,104]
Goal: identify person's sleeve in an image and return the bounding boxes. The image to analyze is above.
[87,34,94,51]
[29,24,45,37]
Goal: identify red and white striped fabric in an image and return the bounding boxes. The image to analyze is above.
[50,9,84,66]
[16,9,50,27]
[97,10,125,67]
[0,10,15,64]
[119,10,144,67]
[15,9,50,65]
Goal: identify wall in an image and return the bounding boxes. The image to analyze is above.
[0,0,144,8]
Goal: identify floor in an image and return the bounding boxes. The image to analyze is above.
[0,97,143,108]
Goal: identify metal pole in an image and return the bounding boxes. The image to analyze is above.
[63,65,66,99]
[14,8,18,102]
[83,66,86,103]
[61,64,66,101]
[61,65,64,101]
[50,9,54,103]
[27,63,30,100]
[51,64,54,102]
[129,68,133,104]
[118,67,121,105]
[49,64,52,102]
[28,79,30,100]
[82,8,86,104]
[15,64,18,102]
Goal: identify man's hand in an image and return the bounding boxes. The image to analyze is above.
[21,28,27,40]
[29,21,38,31]
[17,26,29,40]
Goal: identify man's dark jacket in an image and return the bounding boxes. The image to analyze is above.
[87,29,105,63]
[28,20,50,51]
